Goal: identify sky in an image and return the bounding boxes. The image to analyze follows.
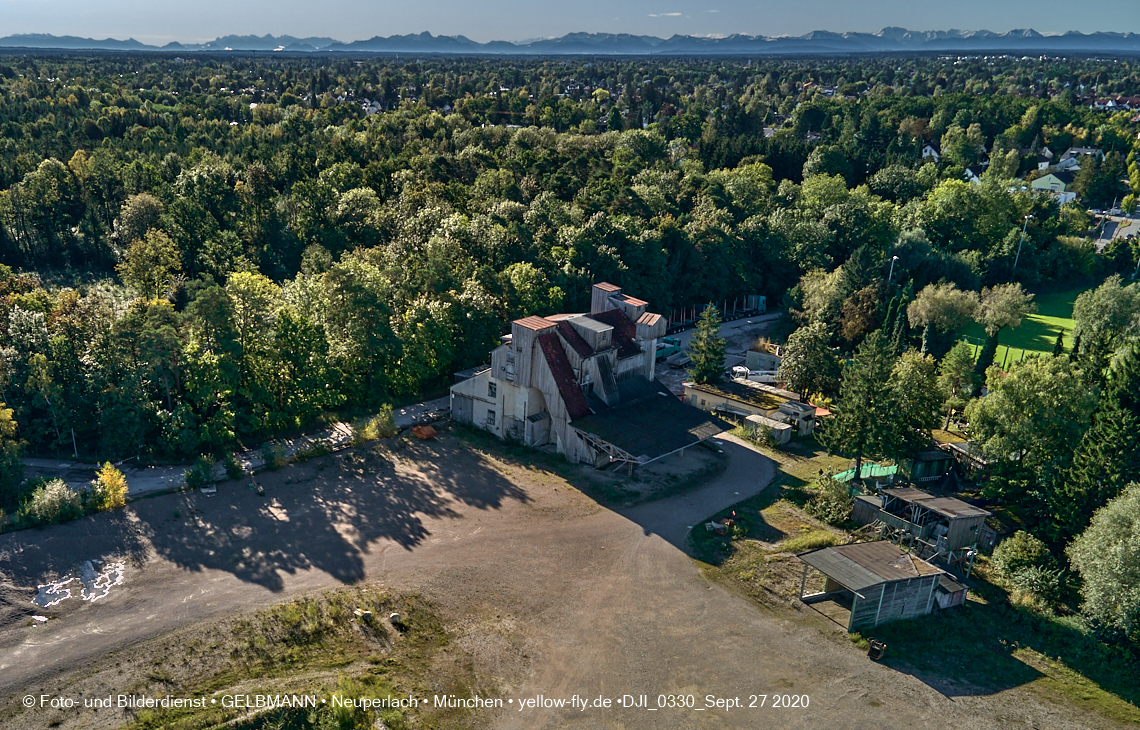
[2,0,1139,46]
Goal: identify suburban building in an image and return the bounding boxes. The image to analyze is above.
[921,144,941,162]
[797,541,952,632]
[1031,170,1075,194]
[450,282,726,467]
[683,378,817,436]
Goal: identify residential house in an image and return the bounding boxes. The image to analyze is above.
[450,283,726,467]
[964,165,984,184]
[1031,170,1075,194]
[921,144,941,162]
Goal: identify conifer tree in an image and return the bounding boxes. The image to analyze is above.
[686,305,726,385]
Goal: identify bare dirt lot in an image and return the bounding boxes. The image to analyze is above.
[0,429,1128,729]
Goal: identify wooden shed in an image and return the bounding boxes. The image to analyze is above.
[878,488,990,554]
[797,542,946,632]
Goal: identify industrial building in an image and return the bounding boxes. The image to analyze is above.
[683,378,818,438]
[450,283,727,467]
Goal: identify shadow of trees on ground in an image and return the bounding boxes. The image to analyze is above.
[871,584,1140,718]
[0,435,528,595]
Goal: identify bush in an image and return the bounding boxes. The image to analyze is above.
[261,442,287,471]
[89,462,128,511]
[184,455,215,489]
[804,472,853,526]
[993,530,1056,577]
[24,478,83,525]
[223,454,244,481]
[992,530,1063,605]
[351,406,397,446]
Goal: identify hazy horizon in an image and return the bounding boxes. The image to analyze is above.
[2,0,1138,47]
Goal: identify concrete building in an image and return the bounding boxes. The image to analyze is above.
[450,283,726,467]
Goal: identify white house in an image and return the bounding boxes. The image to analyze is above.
[921,144,941,162]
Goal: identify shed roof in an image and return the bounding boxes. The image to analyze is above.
[637,312,664,327]
[881,487,990,519]
[514,315,556,331]
[798,542,944,593]
[614,293,648,307]
[593,281,622,292]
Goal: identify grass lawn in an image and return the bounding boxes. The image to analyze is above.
[960,287,1086,367]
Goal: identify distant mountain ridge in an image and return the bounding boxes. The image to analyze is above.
[4,28,1140,55]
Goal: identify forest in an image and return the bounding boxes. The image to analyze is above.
[0,51,1137,502]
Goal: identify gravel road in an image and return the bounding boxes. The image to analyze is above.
[0,433,1120,730]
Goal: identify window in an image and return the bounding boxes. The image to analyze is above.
[486,410,496,426]
[488,382,497,398]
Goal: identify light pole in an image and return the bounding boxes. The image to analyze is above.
[887,255,899,284]
[1012,214,1033,275]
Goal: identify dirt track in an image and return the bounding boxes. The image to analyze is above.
[0,432,1121,729]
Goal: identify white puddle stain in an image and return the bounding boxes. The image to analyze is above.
[32,560,125,609]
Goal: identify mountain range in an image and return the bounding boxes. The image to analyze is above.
[4,29,1140,55]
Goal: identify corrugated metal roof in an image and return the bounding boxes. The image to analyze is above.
[589,309,640,359]
[637,312,664,326]
[593,281,621,292]
[538,333,591,420]
[514,315,556,331]
[615,293,648,307]
[798,542,944,592]
[881,488,990,519]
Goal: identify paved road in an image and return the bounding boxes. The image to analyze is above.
[1,432,1105,730]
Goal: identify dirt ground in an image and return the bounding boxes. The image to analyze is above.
[0,429,1128,730]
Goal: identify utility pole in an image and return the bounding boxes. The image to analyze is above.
[1012,214,1033,275]
[887,255,899,284]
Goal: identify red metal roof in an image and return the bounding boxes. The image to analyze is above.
[616,293,648,307]
[514,315,556,331]
[593,282,621,292]
[556,320,594,358]
[538,333,591,420]
[589,309,640,359]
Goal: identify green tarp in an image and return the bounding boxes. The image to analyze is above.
[833,463,898,483]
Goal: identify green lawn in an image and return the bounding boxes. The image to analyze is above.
[960,288,1085,367]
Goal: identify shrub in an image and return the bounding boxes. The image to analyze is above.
[992,530,1062,605]
[261,442,287,471]
[184,455,215,489]
[351,406,397,446]
[223,454,244,481]
[992,530,1055,577]
[24,478,83,525]
[804,472,853,526]
[89,462,128,511]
